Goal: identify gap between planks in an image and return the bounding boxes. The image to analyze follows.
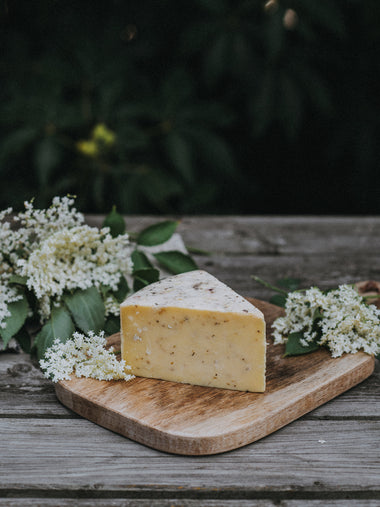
[0,488,380,502]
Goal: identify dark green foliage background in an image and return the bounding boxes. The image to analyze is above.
[1,0,379,214]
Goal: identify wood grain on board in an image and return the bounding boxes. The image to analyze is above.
[55,298,375,456]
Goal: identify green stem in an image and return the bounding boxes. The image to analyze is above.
[363,294,380,302]
[251,275,289,295]
[126,231,138,241]
[186,246,212,256]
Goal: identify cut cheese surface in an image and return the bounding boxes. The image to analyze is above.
[120,270,266,392]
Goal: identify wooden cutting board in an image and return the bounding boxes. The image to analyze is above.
[55,298,375,455]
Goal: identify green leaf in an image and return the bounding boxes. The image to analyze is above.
[295,64,332,114]
[63,287,105,333]
[180,103,235,128]
[194,0,228,14]
[34,137,61,187]
[180,20,216,55]
[161,69,194,108]
[278,74,303,140]
[15,326,31,354]
[0,127,37,164]
[164,132,194,183]
[266,8,284,59]
[312,308,324,321]
[141,170,183,212]
[0,297,29,348]
[131,249,153,272]
[102,205,126,237]
[117,124,149,150]
[117,101,161,122]
[300,1,345,37]
[277,278,302,291]
[153,251,198,274]
[137,220,178,246]
[252,71,275,136]
[113,276,130,303]
[204,33,229,85]
[184,126,236,176]
[8,274,28,286]
[270,294,287,308]
[34,306,75,360]
[133,268,160,292]
[284,332,321,357]
[104,316,120,336]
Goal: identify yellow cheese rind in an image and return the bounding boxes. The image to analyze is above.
[121,305,266,393]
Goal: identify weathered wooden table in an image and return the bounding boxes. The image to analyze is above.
[1,216,379,506]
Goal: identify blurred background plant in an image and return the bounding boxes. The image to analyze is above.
[1,0,379,214]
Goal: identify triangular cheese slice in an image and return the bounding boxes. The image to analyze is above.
[120,270,266,392]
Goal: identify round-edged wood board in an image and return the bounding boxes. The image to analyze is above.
[55,298,375,455]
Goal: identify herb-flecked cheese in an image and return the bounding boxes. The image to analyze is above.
[120,270,266,392]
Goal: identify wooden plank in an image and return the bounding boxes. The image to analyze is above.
[0,500,278,507]
[284,503,380,507]
[0,501,378,507]
[194,254,380,299]
[1,418,379,491]
[0,352,73,416]
[310,359,379,418]
[0,352,47,387]
[177,216,380,256]
[85,215,380,255]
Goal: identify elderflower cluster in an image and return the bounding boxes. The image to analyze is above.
[272,285,380,357]
[1,197,84,263]
[0,282,23,329]
[0,215,24,328]
[40,331,135,383]
[0,197,87,326]
[18,225,132,321]
[104,294,121,317]
[0,197,133,325]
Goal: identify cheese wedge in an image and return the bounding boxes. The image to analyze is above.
[120,270,266,392]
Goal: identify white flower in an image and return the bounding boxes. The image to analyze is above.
[14,196,84,247]
[273,285,380,357]
[1,197,85,263]
[0,281,23,329]
[40,331,134,383]
[0,196,134,329]
[17,225,133,321]
[104,294,121,317]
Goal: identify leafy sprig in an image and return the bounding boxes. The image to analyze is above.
[252,275,318,356]
[0,202,198,359]
[251,275,302,309]
[252,276,380,358]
